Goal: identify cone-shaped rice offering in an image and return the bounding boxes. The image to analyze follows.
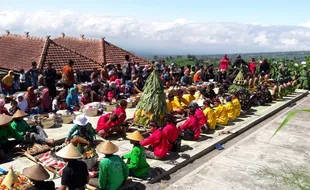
[1,167,19,189]
[134,70,167,127]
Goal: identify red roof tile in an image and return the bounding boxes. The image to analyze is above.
[42,41,102,72]
[0,33,45,71]
[53,34,150,66]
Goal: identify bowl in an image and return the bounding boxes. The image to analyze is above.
[41,118,55,129]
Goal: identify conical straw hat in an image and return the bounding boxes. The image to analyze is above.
[55,143,82,159]
[12,110,28,119]
[0,114,12,126]
[23,164,50,181]
[96,141,118,155]
[126,131,145,142]
[1,167,19,188]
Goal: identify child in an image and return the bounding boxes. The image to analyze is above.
[202,100,217,130]
[9,100,20,115]
[224,96,236,120]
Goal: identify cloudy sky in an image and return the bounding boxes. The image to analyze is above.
[1,0,310,55]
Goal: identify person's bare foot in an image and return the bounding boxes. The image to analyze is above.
[46,138,55,145]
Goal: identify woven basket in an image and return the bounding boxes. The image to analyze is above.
[84,109,98,117]
[41,118,55,129]
[106,104,117,112]
[61,114,75,124]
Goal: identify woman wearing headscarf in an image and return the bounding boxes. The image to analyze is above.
[1,70,14,95]
[0,99,9,115]
[40,88,52,112]
[25,87,38,109]
[17,93,28,112]
[66,88,79,110]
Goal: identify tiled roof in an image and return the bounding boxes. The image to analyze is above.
[0,33,45,71]
[53,35,103,64]
[42,40,102,72]
[54,34,150,65]
[0,32,150,72]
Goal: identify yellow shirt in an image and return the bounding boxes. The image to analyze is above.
[166,100,174,113]
[1,75,14,87]
[215,104,228,125]
[183,94,196,104]
[232,98,241,117]
[203,107,217,130]
[173,96,189,109]
[224,102,236,120]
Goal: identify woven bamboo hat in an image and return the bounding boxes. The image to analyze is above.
[126,131,145,142]
[0,114,12,126]
[23,164,50,181]
[1,168,19,188]
[96,141,118,155]
[56,143,82,159]
[12,110,28,119]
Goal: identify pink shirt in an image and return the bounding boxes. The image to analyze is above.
[179,115,200,140]
[195,108,206,127]
[112,106,126,126]
[248,62,256,74]
[163,123,179,150]
[140,129,169,158]
[219,58,230,70]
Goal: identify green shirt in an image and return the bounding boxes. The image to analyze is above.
[99,155,129,190]
[67,123,96,141]
[10,120,34,140]
[0,126,21,144]
[123,145,150,178]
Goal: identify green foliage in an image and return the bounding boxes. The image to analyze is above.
[270,109,310,140]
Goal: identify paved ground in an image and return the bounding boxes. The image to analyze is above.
[164,95,310,190]
[0,90,307,189]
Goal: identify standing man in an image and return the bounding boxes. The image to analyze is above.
[62,60,74,91]
[219,54,230,72]
[28,61,39,89]
[122,55,132,83]
[44,62,57,99]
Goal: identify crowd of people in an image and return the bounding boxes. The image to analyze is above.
[0,53,304,190]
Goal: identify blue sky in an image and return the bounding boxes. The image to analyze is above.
[1,0,310,54]
[1,0,309,25]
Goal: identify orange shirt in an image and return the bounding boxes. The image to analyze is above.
[193,74,200,83]
[62,65,74,84]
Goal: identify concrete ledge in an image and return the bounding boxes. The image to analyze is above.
[149,90,309,183]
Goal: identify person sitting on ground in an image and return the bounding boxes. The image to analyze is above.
[40,88,52,112]
[172,89,190,113]
[97,100,128,138]
[80,90,92,105]
[29,100,45,115]
[214,98,229,125]
[25,87,38,110]
[123,131,150,179]
[166,93,177,115]
[9,100,20,116]
[2,70,14,95]
[140,121,169,160]
[202,100,217,130]
[89,141,128,190]
[107,84,118,102]
[0,114,22,160]
[193,70,202,84]
[17,93,29,113]
[190,103,207,132]
[224,96,236,121]
[65,114,96,143]
[183,88,199,104]
[0,99,9,115]
[23,164,55,190]
[162,114,180,152]
[10,110,54,145]
[52,91,67,112]
[232,93,241,117]
[66,87,79,111]
[180,69,192,86]
[178,107,200,141]
[56,143,89,190]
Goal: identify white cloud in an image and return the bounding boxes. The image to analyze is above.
[1,10,310,54]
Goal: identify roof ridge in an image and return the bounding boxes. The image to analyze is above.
[54,36,101,43]
[50,40,102,66]
[1,33,45,42]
